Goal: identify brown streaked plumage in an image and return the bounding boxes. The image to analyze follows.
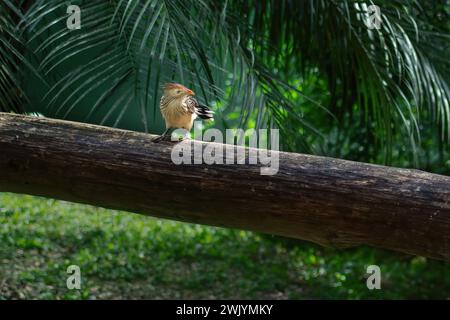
[153,83,214,142]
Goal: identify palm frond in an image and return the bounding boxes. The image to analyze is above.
[9,0,450,168]
[231,0,449,162]
[0,0,27,113]
[21,0,323,149]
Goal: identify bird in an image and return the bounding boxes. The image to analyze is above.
[153,83,214,142]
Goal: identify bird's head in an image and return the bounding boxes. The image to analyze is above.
[164,83,195,98]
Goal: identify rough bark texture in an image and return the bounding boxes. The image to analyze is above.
[0,113,449,260]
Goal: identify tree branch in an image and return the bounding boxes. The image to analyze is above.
[0,113,449,260]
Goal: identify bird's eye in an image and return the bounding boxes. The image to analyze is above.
[176,90,181,94]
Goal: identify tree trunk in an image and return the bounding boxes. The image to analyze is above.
[0,113,449,260]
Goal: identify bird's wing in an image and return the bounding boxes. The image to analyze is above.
[181,96,214,120]
[181,96,198,114]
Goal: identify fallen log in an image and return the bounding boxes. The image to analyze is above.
[0,112,449,260]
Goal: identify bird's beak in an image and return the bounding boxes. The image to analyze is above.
[186,89,195,96]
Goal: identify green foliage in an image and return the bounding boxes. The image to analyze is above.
[0,0,27,113]
[237,0,450,161]
[0,0,448,170]
[1,193,449,299]
[0,1,449,300]
[19,0,289,135]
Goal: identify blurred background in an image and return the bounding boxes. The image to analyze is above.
[0,0,449,299]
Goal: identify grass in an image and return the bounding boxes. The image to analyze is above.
[0,193,448,300]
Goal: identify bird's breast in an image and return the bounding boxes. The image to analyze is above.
[161,99,195,130]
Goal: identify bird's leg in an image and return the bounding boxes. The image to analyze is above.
[152,128,173,142]
[152,128,190,143]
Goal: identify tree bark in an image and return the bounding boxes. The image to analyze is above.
[0,113,449,260]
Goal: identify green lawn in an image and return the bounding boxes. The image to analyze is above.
[0,193,448,299]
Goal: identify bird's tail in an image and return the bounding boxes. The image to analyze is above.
[195,105,214,121]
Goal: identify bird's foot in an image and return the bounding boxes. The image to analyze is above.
[152,128,175,143]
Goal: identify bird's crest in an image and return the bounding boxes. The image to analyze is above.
[164,83,189,91]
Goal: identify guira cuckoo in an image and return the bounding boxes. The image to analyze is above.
[153,83,214,142]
